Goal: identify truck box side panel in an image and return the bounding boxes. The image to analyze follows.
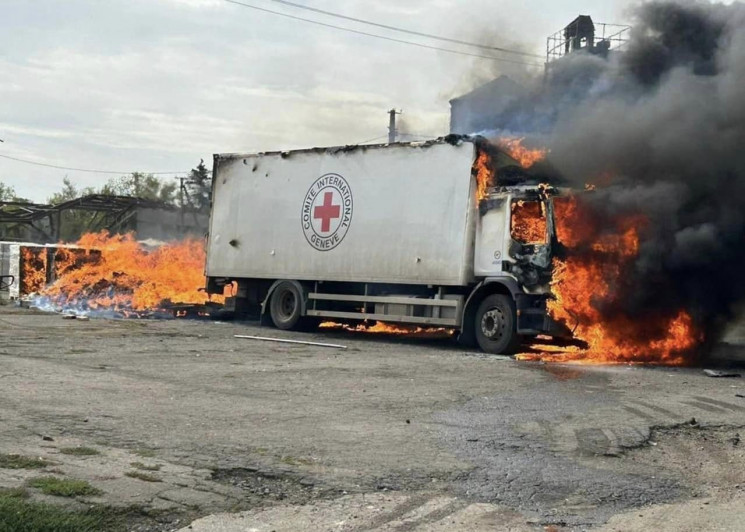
[207,142,477,286]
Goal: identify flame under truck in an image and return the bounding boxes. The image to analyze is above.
[205,136,565,354]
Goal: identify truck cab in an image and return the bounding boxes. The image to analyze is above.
[463,184,563,353]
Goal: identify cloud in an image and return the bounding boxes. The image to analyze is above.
[160,0,223,7]
[1,0,629,201]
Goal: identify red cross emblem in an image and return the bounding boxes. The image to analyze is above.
[302,173,353,252]
[313,191,341,233]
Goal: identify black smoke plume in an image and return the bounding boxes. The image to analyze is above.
[457,1,745,357]
[543,1,745,356]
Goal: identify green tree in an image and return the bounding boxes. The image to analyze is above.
[0,181,33,240]
[0,181,18,201]
[185,160,211,211]
[47,177,93,205]
[101,173,177,204]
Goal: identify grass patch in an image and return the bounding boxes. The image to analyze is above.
[0,487,29,499]
[278,455,314,466]
[0,491,120,532]
[130,448,156,458]
[125,471,162,483]
[129,462,161,471]
[59,447,100,457]
[28,477,102,497]
[0,454,53,470]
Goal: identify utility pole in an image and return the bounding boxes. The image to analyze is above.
[388,109,402,144]
[179,177,186,232]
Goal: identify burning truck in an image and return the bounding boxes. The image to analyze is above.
[18,135,698,364]
[205,135,569,355]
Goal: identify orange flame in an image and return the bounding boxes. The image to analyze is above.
[511,200,547,244]
[472,138,548,202]
[474,151,493,202]
[498,137,548,169]
[319,321,450,337]
[38,232,222,312]
[518,196,700,365]
[21,247,48,295]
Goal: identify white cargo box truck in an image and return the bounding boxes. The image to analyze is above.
[206,136,564,354]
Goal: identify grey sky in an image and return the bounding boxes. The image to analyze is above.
[1,0,630,202]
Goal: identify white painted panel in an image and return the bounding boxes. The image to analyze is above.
[474,197,513,277]
[9,245,20,299]
[206,141,478,285]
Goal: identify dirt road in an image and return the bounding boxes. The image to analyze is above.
[0,305,743,531]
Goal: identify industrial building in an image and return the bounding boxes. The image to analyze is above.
[0,195,208,244]
[449,16,631,135]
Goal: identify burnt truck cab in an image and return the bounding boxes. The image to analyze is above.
[461,183,567,353]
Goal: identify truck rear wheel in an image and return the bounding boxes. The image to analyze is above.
[269,281,303,330]
[475,294,520,355]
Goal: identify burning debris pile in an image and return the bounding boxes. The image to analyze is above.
[30,232,222,318]
[483,1,745,365]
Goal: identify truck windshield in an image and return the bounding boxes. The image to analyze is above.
[511,200,547,244]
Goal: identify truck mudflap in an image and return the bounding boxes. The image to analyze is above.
[515,293,572,337]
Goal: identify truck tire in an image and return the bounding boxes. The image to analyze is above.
[474,294,520,354]
[269,281,304,330]
[456,323,478,348]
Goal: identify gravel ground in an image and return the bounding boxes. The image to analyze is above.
[0,304,743,531]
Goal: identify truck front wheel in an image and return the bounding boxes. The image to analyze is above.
[475,294,520,354]
[269,281,303,330]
